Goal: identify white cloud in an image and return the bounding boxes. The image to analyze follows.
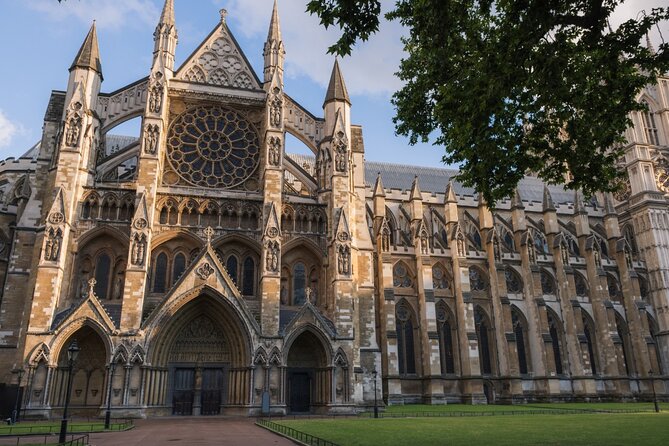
[26,0,159,29]
[0,110,20,149]
[222,0,405,97]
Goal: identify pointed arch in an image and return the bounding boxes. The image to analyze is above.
[581,310,599,375]
[475,305,495,375]
[393,260,414,288]
[614,311,634,376]
[546,308,566,375]
[396,299,417,376]
[436,301,456,375]
[510,305,530,375]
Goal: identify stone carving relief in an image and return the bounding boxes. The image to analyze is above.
[65,102,83,147]
[333,131,348,173]
[269,89,283,128]
[266,240,280,273]
[337,245,351,276]
[196,263,215,280]
[131,233,147,266]
[268,136,281,166]
[380,218,391,252]
[43,227,62,262]
[143,124,160,155]
[178,29,259,90]
[148,73,164,114]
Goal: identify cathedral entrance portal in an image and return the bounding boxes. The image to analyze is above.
[286,330,329,413]
[167,314,230,416]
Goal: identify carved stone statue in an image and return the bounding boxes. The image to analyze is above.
[456,234,467,258]
[268,136,281,166]
[43,228,62,262]
[270,93,282,128]
[65,115,81,147]
[113,274,124,300]
[266,241,279,272]
[144,124,159,155]
[148,73,164,114]
[131,233,146,266]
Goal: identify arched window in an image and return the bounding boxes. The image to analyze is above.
[607,274,622,301]
[469,267,487,292]
[94,253,112,299]
[647,314,663,374]
[582,314,598,375]
[498,225,515,252]
[242,256,255,296]
[432,265,449,290]
[622,225,638,258]
[639,276,650,302]
[564,233,580,257]
[547,311,564,375]
[615,313,633,375]
[396,302,416,375]
[436,305,455,375]
[475,307,493,375]
[533,230,549,255]
[393,262,413,288]
[153,253,168,293]
[641,101,659,145]
[172,253,186,285]
[293,262,306,305]
[505,268,523,294]
[575,273,589,298]
[226,256,238,285]
[541,270,555,295]
[467,222,482,251]
[512,309,529,375]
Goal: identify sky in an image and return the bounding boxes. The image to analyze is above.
[0,0,667,168]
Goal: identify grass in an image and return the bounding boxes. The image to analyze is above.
[0,421,129,436]
[380,402,669,414]
[277,412,669,446]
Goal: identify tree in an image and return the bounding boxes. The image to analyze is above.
[307,0,669,205]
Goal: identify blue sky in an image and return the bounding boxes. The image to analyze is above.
[0,0,666,167]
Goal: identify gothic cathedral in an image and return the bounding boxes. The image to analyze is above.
[0,1,668,418]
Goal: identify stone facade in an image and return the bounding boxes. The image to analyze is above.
[0,1,667,418]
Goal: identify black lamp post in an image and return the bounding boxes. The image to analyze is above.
[59,340,80,444]
[372,369,379,419]
[104,360,117,429]
[11,368,24,424]
[649,370,660,413]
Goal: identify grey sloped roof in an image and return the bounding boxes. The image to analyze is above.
[286,152,578,205]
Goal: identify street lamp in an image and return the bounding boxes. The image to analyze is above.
[372,369,379,419]
[59,340,80,444]
[649,370,660,413]
[11,368,24,424]
[104,360,117,429]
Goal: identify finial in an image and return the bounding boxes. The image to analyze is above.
[204,226,214,245]
[220,8,228,24]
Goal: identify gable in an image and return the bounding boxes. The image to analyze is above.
[175,22,262,91]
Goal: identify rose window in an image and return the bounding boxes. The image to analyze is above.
[166,107,260,189]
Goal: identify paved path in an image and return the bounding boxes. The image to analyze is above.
[87,418,295,446]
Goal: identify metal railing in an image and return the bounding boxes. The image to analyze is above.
[0,419,133,436]
[256,419,339,446]
[0,433,88,446]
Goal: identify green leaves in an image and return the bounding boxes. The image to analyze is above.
[308,0,669,206]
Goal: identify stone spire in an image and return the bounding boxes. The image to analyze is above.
[445,181,457,203]
[324,59,351,106]
[159,0,175,26]
[373,172,385,197]
[646,33,655,54]
[410,176,421,201]
[511,188,524,210]
[264,0,285,84]
[70,22,102,78]
[153,0,177,72]
[267,0,281,43]
[542,185,555,212]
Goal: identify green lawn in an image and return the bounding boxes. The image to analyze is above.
[379,402,669,414]
[0,421,129,436]
[277,412,669,446]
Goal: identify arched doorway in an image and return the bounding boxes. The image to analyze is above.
[148,294,252,416]
[53,326,108,416]
[286,330,329,413]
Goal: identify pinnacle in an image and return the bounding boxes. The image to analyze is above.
[543,185,556,212]
[159,0,175,26]
[324,59,351,106]
[511,188,524,210]
[267,0,282,43]
[373,172,386,197]
[445,181,457,203]
[410,176,421,200]
[70,22,103,78]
